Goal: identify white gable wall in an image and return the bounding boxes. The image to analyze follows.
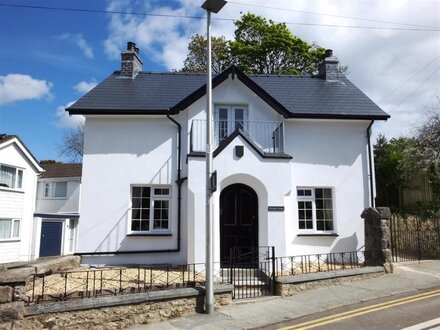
[0,142,39,262]
[35,179,81,214]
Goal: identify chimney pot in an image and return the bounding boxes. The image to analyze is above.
[127,41,136,51]
[325,49,333,58]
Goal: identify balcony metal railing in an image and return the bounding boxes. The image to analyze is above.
[190,119,285,154]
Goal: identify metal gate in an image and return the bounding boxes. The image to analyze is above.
[390,214,440,262]
[223,246,275,299]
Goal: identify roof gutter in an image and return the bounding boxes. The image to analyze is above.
[75,113,184,257]
[366,120,375,207]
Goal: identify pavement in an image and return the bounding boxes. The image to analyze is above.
[130,260,440,330]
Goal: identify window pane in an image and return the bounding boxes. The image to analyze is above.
[299,221,305,229]
[131,220,140,231]
[235,108,244,130]
[140,220,149,231]
[141,209,149,220]
[324,200,333,209]
[0,165,16,188]
[132,198,141,208]
[325,221,333,231]
[324,189,332,198]
[316,199,324,209]
[0,220,11,239]
[132,209,141,220]
[297,189,304,196]
[316,210,323,220]
[54,182,67,197]
[315,188,323,198]
[141,187,151,198]
[141,198,150,208]
[317,221,324,230]
[12,220,20,238]
[132,187,142,198]
[305,210,312,219]
[44,183,50,197]
[17,170,23,189]
[304,190,312,196]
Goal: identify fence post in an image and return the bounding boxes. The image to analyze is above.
[361,207,393,273]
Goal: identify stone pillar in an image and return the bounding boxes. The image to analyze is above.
[361,207,393,273]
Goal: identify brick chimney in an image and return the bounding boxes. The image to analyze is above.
[318,49,339,82]
[120,41,143,78]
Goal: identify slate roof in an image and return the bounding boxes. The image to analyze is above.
[40,163,82,179]
[68,66,389,120]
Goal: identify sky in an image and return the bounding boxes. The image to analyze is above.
[0,0,439,162]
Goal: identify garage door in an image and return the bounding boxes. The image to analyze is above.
[39,221,63,257]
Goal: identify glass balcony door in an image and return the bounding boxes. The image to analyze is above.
[214,105,248,143]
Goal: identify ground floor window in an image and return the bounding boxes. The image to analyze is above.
[0,219,20,240]
[130,186,171,232]
[297,187,334,231]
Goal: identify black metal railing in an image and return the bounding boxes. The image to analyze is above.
[275,251,366,277]
[390,214,440,262]
[27,263,228,305]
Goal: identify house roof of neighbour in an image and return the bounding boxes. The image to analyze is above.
[40,163,82,178]
[67,65,389,120]
[0,134,43,172]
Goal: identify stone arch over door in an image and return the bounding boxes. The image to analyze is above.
[220,183,258,267]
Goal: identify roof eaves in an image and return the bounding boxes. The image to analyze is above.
[287,113,390,120]
[0,136,43,172]
[67,108,170,115]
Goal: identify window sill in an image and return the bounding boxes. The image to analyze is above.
[297,233,339,237]
[127,233,172,237]
[0,187,24,193]
[0,239,21,243]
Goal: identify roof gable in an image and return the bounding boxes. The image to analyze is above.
[0,135,43,172]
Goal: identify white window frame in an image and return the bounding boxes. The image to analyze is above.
[43,181,68,199]
[0,218,21,241]
[0,164,24,190]
[297,187,335,233]
[214,104,249,142]
[129,185,172,234]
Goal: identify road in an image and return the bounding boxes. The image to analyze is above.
[264,289,440,330]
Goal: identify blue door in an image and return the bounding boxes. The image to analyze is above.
[39,221,63,257]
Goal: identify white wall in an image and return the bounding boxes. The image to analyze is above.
[0,142,39,263]
[35,179,81,214]
[78,116,187,265]
[284,119,371,256]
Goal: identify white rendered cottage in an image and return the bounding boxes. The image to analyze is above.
[67,42,389,266]
[0,135,43,263]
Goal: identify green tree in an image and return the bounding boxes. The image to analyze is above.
[230,13,325,75]
[180,13,339,76]
[181,35,233,74]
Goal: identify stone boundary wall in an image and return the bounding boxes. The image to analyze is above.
[0,256,80,329]
[275,266,384,297]
[22,285,233,330]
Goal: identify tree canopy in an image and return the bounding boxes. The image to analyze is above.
[180,13,332,75]
[374,111,440,216]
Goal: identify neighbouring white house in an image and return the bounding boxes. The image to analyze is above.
[33,163,81,259]
[0,135,43,263]
[67,42,389,266]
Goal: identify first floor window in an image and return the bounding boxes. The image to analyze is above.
[0,219,20,239]
[297,187,334,231]
[44,181,68,198]
[0,165,23,189]
[131,186,170,232]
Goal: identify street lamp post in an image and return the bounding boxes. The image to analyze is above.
[201,0,227,315]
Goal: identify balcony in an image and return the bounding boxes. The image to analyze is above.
[190,119,285,154]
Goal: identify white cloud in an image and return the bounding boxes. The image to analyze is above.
[56,101,85,128]
[103,0,440,139]
[73,80,97,94]
[57,33,94,59]
[0,74,53,105]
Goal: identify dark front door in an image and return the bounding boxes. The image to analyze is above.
[220,184,258,267]
[39,221,63,257]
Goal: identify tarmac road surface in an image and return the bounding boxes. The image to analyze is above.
[269,289,440,330]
